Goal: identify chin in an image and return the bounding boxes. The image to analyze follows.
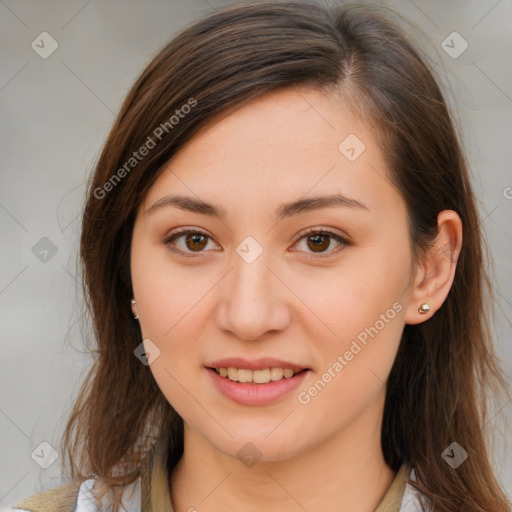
[206,426,309,465]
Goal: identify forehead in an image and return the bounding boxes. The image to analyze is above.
[142,87,396,218]
[174,87,365,169]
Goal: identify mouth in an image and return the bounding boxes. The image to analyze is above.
[205,360,311,405]
[208,367,309,384]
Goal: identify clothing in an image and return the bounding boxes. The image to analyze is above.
[3,434,430,511]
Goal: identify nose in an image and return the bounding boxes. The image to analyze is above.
[215,249,291,341]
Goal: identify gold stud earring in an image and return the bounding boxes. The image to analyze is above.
[418,303,430,314]
[131,298,139,320]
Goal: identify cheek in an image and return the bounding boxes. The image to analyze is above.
[131,238,211,341]
[134,277,208,425]
[294,294,405,437]
[131,238,214,337]
[296,243,409,343]
[292,239,409,404]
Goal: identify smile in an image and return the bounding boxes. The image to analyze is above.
[207,367,310,406]
[213,367,305,384]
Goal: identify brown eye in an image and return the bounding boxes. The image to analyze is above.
[306,233,331,252]
[163,228,218,257]
[184,233,208,251]
[294,228,349,257]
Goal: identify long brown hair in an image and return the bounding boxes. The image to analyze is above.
[62,2,511,510]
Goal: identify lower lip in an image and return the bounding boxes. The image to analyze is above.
[207,368,310,406]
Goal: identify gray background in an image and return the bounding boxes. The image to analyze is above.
[1,0,511,507]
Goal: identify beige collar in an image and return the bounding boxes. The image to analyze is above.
[374,461,412,511]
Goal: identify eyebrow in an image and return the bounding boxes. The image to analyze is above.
[146,193,369,221]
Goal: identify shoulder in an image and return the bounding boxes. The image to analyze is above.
[2,477,141,512]
[1,479,91,512]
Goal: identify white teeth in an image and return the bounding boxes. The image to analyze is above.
[237,369,253,383]
[270,368,283,381]
[214,367,302,384]
[253,369,270,383]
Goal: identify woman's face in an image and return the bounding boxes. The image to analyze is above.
[130,87,417,462]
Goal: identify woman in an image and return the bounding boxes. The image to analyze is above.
[6,2,510,511]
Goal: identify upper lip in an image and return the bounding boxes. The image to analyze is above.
[206,357,310,371]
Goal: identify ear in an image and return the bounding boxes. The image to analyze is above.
[405,210,462,325]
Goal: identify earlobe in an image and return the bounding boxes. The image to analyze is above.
[405,210,462,325]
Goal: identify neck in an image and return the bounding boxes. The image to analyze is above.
[169,390,395,512]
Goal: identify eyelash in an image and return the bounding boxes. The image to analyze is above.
[162,227,350,259]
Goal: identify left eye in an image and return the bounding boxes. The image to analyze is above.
[293,228,349,256]
[163,228,349,258]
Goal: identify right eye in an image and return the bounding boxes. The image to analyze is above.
[163,228,220,258]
